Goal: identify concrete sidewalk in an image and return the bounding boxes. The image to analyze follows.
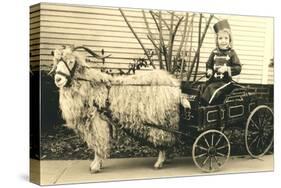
[32,155,273,185]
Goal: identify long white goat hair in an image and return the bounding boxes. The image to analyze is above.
[109,70,181,129]
[56,48,181,158]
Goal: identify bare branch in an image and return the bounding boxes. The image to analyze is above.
[120,8,156,69]
[149,10,161,31]
[147,35,160,51]
[193,13,203,82]
[143,10,162,69]
[167,12,175,71]
[187,14,214,81]
[157,11,168,70]
[186,15,195,77]
[142,10,153,37]
[175,13,189,63]
[151,11,170,30]
[167,10,183,20]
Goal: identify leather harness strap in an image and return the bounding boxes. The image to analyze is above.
[55,58,78,86]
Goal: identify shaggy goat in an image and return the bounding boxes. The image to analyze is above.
[51,46,185,173]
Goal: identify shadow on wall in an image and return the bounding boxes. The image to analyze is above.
[31,71,64,135]
[41,71,65,133]
[30,70,65,159]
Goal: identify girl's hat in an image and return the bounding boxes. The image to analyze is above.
[213,19,231,33]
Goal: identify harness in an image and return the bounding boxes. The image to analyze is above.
[54,47,187,138]
[55,57,78,87]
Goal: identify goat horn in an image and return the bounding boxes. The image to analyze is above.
[48,64,56,75]
[73,46,111,59]
[48,50,58,75]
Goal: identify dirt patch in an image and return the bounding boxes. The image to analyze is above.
[40,124,253,160]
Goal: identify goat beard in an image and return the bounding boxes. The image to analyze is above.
[59,86,86,129]
[59,79,109,129]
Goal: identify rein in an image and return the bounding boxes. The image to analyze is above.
[54,46,110,86]
[55,58,78,86]
[54,46,179,88]
[75,77,180,87]
[55,58,179,88]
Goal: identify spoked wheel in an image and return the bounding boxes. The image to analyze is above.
[245,105,273,158]
[192,130,230,172]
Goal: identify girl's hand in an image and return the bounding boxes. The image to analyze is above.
[206,69,213,78]
[218,65,228,73]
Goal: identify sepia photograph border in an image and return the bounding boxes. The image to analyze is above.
[26,0,279,187]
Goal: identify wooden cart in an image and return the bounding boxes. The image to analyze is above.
[180,83,273,172]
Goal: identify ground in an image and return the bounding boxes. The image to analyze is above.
[31,155,274,185]
[40,124,249,160]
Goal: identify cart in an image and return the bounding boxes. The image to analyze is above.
[179,82,273,172]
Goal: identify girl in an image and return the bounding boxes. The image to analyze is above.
[201,19,242,105]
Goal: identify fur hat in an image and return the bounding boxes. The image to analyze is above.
[213,19,231,33]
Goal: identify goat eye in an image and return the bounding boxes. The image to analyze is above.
[68,61,75,66]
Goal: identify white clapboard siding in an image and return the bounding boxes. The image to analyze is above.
[30,4,40,70]
[268,67,274,83]
[30,2,274,84]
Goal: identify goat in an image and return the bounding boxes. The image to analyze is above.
[51,45,186,173]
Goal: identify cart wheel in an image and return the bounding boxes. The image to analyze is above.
[245,105,273,158]
[192,130,230,172]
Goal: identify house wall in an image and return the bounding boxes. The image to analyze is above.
[30,2,274,85]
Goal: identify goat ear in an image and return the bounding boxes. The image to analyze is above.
[78,56,91,68]
[48,63,57,75]
[52,49,63,59]
[69,44,75,51]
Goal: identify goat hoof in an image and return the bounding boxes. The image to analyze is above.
[154,163,163,169]
[90,167,100,173]
[90,162,101,173]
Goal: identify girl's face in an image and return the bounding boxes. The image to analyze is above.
[217,31,230,49]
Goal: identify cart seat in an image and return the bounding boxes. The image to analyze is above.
[224,86,249,103]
